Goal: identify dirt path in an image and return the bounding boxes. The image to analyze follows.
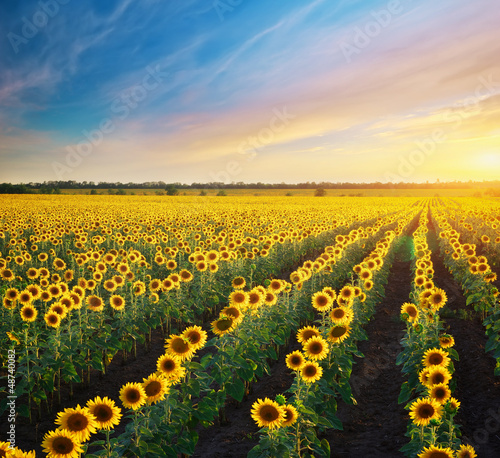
[427,219,500,458]
[326,249,412,457]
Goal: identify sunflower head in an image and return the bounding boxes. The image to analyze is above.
[281,404,298,427]
[327,325,351,343]
[422,348,450,368]
[439,334,455,349]
[456,444,476,458]
[417,445,455,458]
[285,351,305,371]
[311,291,332,312]
[181,325,208,351]
[142,373,169,405]
[409,397,442,426]
[296,326,320,343]
[303,336,330,361]
[86,396,122,430]
[42,429,83,458]
[55,404,97,443]
[211,315,235,336]
[165,335,195,361]
[250,398,285,430]
[119,382,147,410]
[300,360,323,384]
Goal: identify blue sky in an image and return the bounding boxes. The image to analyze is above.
[1,0,499,184]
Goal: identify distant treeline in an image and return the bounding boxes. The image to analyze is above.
[1,180,500,194]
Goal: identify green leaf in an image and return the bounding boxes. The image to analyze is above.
[226,377,245,402]
[398,381,412,404]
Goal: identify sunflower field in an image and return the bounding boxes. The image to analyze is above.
[1,194,499,457]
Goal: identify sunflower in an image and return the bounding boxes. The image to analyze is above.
[20,304,37,322]
[281,404,298,427]
[327,325,351,343]
[179,269,193,282]
[103,279,117,292]
[220,305,244,324]
[264,291,278,306]
[5,287,19,301]
[429,288,447,310]
[447,397,460,412]
[422,348,450,368]
[363,280,374,291]
[296,325,321,343]
[42,429,83,458]
[425,366,452,387]
[86,295,104,312]
[339,285,355,301]
[164,335,195,361]
[300,360,323,383]
[269,279,284,293]
[49,303,68,319]
[119,382,147,410]
[132,281,146,296]
[428,383,451,405]
[110,295,125,311]
[0,269,15,281]
[55,405,97,443]
[248,289,265,309]
[211,315,235,336]
[409,397,442,426]
[359,268,372,281]
[484,272,497,283]
[232,276,246,289]
[196,260,208,272]
[311,291,332,312]
[229,290,249,308]
[303,336,329,360]
[142,373,169,405]
[285,351,306,371]
[439,334,455,349]
[0,441,12,457]
[162,278,174,291]
[156,353,185,381]
[456,444,476,458]
[250,398,285,430]
[45,311,62,328]
[322,287,337,301]
[86,396,121,430]
[401,303,419,322]
[181,325,208,351]
[417,445,455,458]
[330,306,352,325]
[415,275,426,287]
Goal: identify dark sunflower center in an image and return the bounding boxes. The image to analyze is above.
[217,319,233,331]
[95,405,112,421]
[418,405,434,418]
[309,342,322,354]
[24,308,34,318]
[171,338,189,354]
[429,452,449,458]
[145,381,162,397]
[304,365,317,376]
[186,332,201,344]
[260,406,279,422]
[49,315,58,324]
[291,356,302,366]
[316,296,328,306]
[67,413,88,431]
[333,309,345,318]
[302,330,317,340]
[407,307,417,317]
[249,294,260,304]
[53,436,74,453]
[330,326,347,338]
[162,360,175,372]
[429,354,444,365]
[126,389,140,402]
[434,388,446,399]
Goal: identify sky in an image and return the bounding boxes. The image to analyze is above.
[0,0,499,185]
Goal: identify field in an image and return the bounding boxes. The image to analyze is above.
[1,194,500,457]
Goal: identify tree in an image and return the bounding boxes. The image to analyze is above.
[199,190,207,196]
[165,184,179,196]
[216,190,227,196]
[314,188,326,197]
